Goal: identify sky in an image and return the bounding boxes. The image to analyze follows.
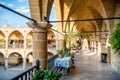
[0,0,56,27]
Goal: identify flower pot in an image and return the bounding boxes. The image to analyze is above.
[58,54,63,58]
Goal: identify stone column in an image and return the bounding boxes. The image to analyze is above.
[29,22,51,68]
[24,37,27,49]
[92,35,95,52]
[23,58,26,69]
[6,38,8,49]
[4,58,8,70]
[95,34,99,54]
[56,36,65,51]
[100,34,107,53]
[107,46,111,64]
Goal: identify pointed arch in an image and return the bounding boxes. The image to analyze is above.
[0,52,4,65]
[8,30,24,48]
[8,52,23,67]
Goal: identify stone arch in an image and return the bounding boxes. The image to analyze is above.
[48,51,54,59]
[26,52,33,66]
[0,31,5,38]
[8,52,23,67]
[0,31,6,48]
[8,30,24,48]
[26,31,32,49]
[0,52,4,65]
[48,30,56,48]
[87,6,104,31]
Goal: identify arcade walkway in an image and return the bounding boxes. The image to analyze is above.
[61,49,120,80]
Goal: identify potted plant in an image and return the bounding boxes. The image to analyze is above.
[56,50,63,58]
[64,48,71,57]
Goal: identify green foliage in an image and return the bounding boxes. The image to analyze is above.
[66,32,92,43]
[56,49,63,54]
[0,39,6,43]
[26,39,31,45]
[70,44,76,48]
[64,48,71,57]
[109,21,120,54]
[32,68,60,80]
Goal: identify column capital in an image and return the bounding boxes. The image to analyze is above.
[27,22,52,29]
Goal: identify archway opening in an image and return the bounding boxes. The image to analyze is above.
[48,52,54,59]
[48,30,56,50]
[8,30,24,48]
[26,31,32,49]
[26,52,33,66]
[8,52,23,68]
[0,52,4,66]
[0,31,5,48]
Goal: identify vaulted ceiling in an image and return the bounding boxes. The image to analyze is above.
[29,0,118,33]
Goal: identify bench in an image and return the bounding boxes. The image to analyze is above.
[51,66,63,74]
[51,66,68,76]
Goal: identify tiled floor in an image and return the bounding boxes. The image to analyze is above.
[61,49,120,80]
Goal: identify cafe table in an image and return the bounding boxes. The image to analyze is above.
[54,57,71,75]
[54,57,71,68]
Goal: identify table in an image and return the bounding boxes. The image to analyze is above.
[54,57,71,68]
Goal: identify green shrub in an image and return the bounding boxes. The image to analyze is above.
[32,68,60,80]
[0,39,6,43]
[64,48,71,57]
[56,50,63,55]
[109,21,120,54]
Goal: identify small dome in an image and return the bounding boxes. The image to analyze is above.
[2,24,10,28]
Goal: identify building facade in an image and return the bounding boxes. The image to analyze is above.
[0,24,56,69]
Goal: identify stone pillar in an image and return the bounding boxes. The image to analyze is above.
[56,36,65,51]
[107,47,111,64]
[92,35,95,52]
[24,37,27,49]
[95,34,99,54]
[100,34,107,53]
[29,22,51,68]
[23,58,26,69]
[6,38,8,49]
[4,58,8,70]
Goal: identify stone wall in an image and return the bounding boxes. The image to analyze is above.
[111,51,120,72]
[111,1,120,73]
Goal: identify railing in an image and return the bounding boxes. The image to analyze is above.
[10,55,58,80]
[10,60,39,80]
[8,44,24,48]
[48,44,56,50]
[48,44,56,54]
[0,44,6,48]
[48,55,58,69]
[27,44,32,49]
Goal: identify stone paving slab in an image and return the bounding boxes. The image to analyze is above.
[0,66,28,80]
[61,49,120,80]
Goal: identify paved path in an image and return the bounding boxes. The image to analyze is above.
[0,65,30,80]
[61,49,120,80]
[0,69,24,80]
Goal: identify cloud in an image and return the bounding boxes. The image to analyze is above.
[18,0,24,2]
[0,1,6,5]
[50,18,56,21]
[0,7,2,10]
[0,1,14,7]
[8,4,14,7]
[53,4,55,8]
[15,6,29,13]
